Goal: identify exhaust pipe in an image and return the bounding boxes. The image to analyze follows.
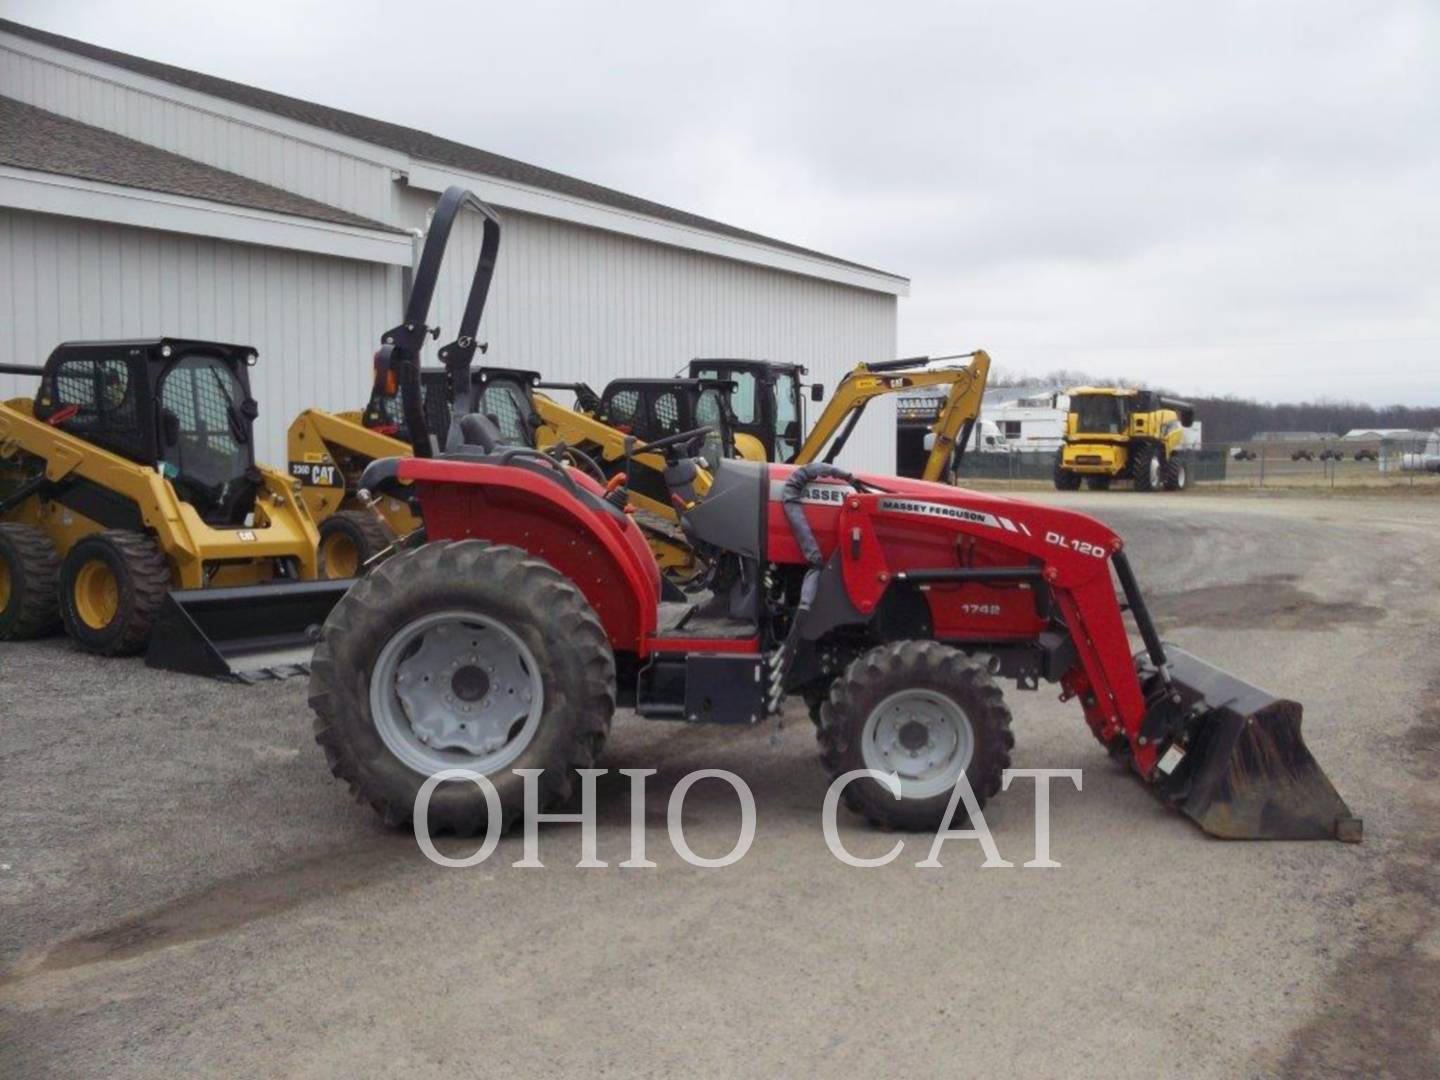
[145,579,354,681]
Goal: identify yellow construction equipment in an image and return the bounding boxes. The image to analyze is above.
[1053,387,1195,492]
[0,339,346,677]
[687,351,992,481]
[287,366,541,576]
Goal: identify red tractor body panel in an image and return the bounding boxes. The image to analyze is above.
[401,458,661,654]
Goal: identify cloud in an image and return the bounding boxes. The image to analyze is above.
[4,0,1436,403]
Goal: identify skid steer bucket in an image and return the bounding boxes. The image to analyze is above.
[1141,647,1361,842]
[145,580,353,681]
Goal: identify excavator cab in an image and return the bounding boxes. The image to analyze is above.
[688,359,812,462]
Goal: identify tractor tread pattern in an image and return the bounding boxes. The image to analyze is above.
[1132,443,1163,491]
[0,523,62,640]
[309,540,616,837]
[60,530,171,655]
[817,640,1014,831]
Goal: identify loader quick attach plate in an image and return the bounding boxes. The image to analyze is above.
[145,579,353,681]
[1140,647,1362,842]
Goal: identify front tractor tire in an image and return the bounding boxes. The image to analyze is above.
[1132,444,1164,491]
[309,541,616,836]
[1052,454,1082,491]
[818,641,1014,831]
[1163,455,1189,491]
[318,509,394,579]
[58,530,171,655]
[0,523,62,640]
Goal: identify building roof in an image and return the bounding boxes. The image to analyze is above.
[0,95,401,233]
[0,18,904,281]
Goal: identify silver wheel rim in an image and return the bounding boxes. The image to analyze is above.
[1175,462,1187,489]
[1148,457,1161,486]
[369,609,544,776]
[860,688,975,799]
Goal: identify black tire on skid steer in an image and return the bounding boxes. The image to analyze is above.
[818,641,1014,831]
[58,530,171,655]
[1163,455,1188,492]
[0,523,62,640]
[1132,443,1164,491]
[318,509,394,579]
[1052,454,1082,491]
[309,540,616,837]
[1085,475,1112,491]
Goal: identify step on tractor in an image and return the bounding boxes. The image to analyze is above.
[1054,387,1195,492]
[685,352,992,484]
[0,340,346,678]
[309,369,1360,846]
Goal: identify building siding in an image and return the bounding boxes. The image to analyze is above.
[1,208,400,464]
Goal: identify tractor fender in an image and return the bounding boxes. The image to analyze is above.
[397,457,660,652]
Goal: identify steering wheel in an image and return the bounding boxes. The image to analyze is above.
[635,425,715,459]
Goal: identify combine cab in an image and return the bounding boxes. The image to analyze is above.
[0,339,345,678]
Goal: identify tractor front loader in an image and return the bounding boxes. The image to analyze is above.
[0,340,346,678]
[309,354,1359,844]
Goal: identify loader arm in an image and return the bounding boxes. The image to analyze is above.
[795,350,991,477]
[823,484,1358,841]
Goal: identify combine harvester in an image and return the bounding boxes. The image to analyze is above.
[305,191,1360,844]
[0,340,346,678]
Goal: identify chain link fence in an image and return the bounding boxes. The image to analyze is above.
[953,441,1439,489]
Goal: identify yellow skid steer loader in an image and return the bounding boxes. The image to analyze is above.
[0,339,347,678]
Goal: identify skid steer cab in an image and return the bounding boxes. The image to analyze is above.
[310,413,1359,846]
[0,339,346,678]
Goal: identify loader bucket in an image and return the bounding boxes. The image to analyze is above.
[145,579,353,681]
[1142,647,1362,842]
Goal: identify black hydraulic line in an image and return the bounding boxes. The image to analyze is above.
[864,355,932,372]
[821,403,867,464]
[1112,549,1169,671]
[951,417,976,472]
[895,566,1043,584]
[0,363,43,376]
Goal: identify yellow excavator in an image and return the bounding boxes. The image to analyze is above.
[687,351,991,481]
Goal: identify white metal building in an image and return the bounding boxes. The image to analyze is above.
[0,19,908,469]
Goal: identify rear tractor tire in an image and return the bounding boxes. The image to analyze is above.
[1163,456,1188,491]
[817,641,1014,831]
[1052,455,1082,491]
[0,523,62,640]
[309,540,616,836]
[1132,444,1164,491]
[57,530,171,656]
[318,509,395,579]
[1085,476,1112,491]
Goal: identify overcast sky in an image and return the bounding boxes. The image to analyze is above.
[5,0,1436,404]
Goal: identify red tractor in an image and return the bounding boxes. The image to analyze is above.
[312,419,1359,843]
[308,189,1358,844]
